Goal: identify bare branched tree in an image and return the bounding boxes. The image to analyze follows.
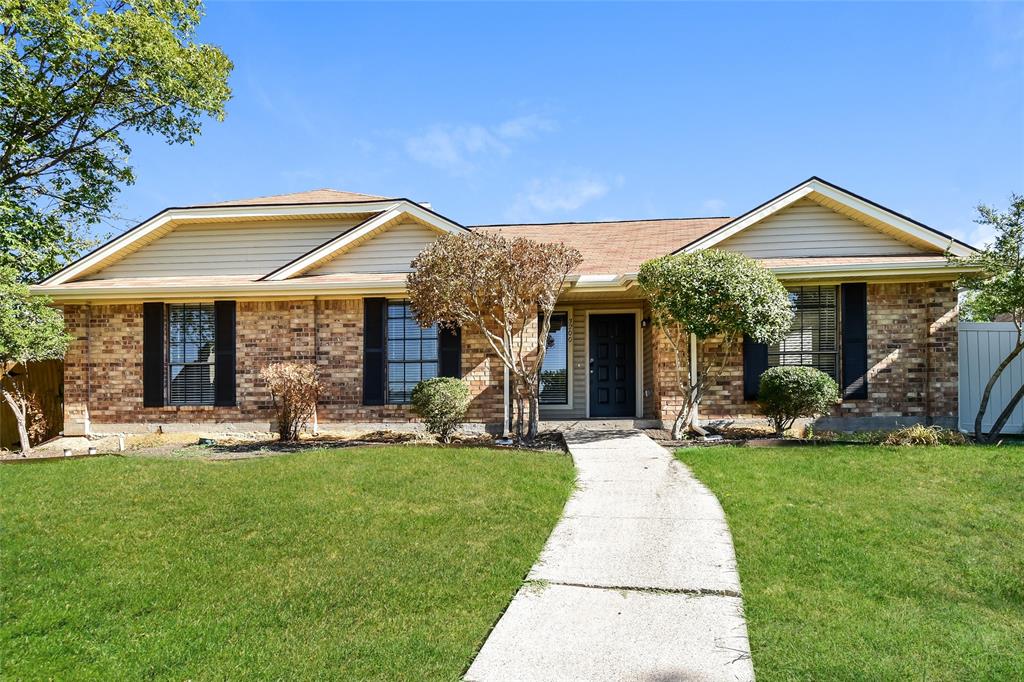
[408,232,582,440]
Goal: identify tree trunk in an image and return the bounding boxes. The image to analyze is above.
[527,392,540,441]
[974,342,1024,441]
[1,386,31,455]
[513,377,526,441]
[982,379,1024,443]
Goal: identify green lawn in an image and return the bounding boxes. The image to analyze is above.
[1,446,574,680]
[678,445,1024,681]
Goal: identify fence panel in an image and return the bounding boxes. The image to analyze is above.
[959,322,1023,435]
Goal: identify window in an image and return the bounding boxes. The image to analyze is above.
[539,312,570,405]
[167,303,216,405]
[386,301,438,404]
[768,286,839,381]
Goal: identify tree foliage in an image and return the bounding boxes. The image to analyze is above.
[638,250,793,439]
[757,366,840,436]
[407,231,582,441]
[949,194,1024,442]
[1,266,71,452]
[0,0,233,281]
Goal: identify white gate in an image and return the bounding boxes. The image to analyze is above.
[959,322,1024,435]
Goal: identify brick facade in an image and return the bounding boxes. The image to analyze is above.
[63,280,958,435]
[648,280,959,429]
[63,299,504,435]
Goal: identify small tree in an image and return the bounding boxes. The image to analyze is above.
[758,366,840,436]
[408,232,582,441]
[638,250,793,439]
[0,267,71,453]
[259,362,320,441]
[949,194,1024,442]
[411,377,470,443]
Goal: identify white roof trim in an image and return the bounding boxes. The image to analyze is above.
[680,178,976,258]
[38,200,406,287]
[263,201,468,281]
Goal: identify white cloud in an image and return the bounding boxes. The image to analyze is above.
[506,174,619,221]
[495,114,557,140]
[701,198,728,213]
[405,115,556,175]
[405,125,507,174]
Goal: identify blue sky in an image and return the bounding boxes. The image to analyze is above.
[117,1,1024,246]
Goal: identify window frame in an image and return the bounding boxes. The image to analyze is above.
[384,300,440,405]
[165,302,217,406]
[768,285,841,382]
[538,309,573,408]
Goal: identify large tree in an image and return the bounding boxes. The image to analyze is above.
[1,267,71,453]
[638,250,793,439]
[1,0,232,282]
[407,231,582,441]
[950,194,1024,442]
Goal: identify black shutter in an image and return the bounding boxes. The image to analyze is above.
[841,283,869,399]
[363,298,387,405]
[214,300,236,406]
[439,326,462,378]
[143,302,164,407]
[743,334,769,401]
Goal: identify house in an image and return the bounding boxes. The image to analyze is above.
[32,177,978,436]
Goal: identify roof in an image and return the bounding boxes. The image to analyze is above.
[472,217,731,274]
[195,188,391,207]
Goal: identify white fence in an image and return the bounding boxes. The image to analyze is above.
[959,322,1023,435]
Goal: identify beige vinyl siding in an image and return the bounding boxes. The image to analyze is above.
[311,223,439,274]
[539,300,644,421]
[85,220,359,279]
[718,198,926,258]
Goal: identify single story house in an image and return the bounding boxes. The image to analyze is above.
[33,177,977,435]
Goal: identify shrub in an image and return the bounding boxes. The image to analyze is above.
[883,424,967,446]
[259,362,321,441]
[758,366,840,436]
[411,377,470,443]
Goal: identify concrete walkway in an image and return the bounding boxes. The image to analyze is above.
[465,430,754,682]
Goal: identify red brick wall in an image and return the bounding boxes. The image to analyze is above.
[63,299,504,434]
[649,280,959,427]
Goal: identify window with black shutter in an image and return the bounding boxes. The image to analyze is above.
[385,301,440,404]
[768,286,840,381]
[166,303,217,405]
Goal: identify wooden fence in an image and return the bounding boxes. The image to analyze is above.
[1,360,64,449]
[958,322,1023,435]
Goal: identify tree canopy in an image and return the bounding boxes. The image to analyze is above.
[1,0,233,281]
[638,250,793,438]
[407,231,581,440]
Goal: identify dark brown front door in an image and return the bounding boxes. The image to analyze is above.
[589,314,636,418]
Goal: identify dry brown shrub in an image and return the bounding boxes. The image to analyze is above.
[259,362,321,441]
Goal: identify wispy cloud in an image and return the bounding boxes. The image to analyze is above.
[505,173,621,221]
[405,115,557,175]
[701,198,727,214]
[976,2,1024,69]
[495,114,557,140]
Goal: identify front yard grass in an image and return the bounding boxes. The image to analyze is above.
[1,446,574,680]
[678,445,1024,680]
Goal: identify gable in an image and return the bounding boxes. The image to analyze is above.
[716,198,928,258]
[308,222,440,275]
[83,219,362,280]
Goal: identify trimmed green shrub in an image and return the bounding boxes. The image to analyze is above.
[411,377,470,443]
[758,366,840,436]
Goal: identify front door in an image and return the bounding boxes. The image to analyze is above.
[589,314,636,418]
